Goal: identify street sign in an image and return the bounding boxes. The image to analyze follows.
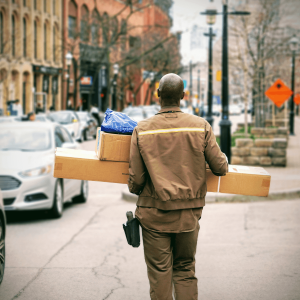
[80,76,93,85]
[265,79,293,108]
[294,94,300,105]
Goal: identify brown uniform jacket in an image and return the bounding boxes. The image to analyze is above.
[128,106,228,211]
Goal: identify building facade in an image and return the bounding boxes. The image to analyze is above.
[62,0,173,112]
[0,0,63,115]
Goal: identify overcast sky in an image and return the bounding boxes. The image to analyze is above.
[170,0,224,65]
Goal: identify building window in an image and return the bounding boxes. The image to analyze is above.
[80,5,89,42]
[53,26,55,62]
[12,15,15,57]
[68,16,76,39]
[0,12,3,54]
[44,23,47,60]
[91,9,100,45]
[23,18,26,57]
[34,0,36,9]
[34,20,37,58]
[44,0,46,13]
[53,0,55,15]
[23,0,26,6]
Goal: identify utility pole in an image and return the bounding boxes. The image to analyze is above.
[189,60,193,106]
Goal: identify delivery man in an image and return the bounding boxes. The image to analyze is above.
[128,73,228,299]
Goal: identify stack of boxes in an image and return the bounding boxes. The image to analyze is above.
[54,128,271,197]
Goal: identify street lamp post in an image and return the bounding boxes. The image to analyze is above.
[204,27,216,127]
[289,35,299,135]
[189,61,193,106]
[65,52,73,109]
[112,63,119,111]
[200,1,250,163]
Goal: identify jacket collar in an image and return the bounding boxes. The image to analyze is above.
[158,106,182,113]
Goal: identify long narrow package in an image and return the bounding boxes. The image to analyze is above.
[54,148,271,197]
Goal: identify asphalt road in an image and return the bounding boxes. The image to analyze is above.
[1,130,300,300]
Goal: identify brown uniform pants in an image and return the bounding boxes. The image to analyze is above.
[142,223,200,300]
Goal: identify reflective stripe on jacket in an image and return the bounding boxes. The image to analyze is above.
[128,106,228,210]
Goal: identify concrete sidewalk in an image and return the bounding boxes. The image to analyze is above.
[122,116,300,203]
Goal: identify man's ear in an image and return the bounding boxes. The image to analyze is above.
[157,89,161,97]
[181,92,185,99]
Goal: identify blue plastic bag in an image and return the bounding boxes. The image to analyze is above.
[101,108,137,134]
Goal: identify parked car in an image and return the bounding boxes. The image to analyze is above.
[48,111,82,142]
[0,122,88,218]
[0,190,6,285]
[35,113,52,122]
[229,104,241,115]
[0,116,21,123]
[143,106,158,119]
[126,107,146,122]
[241,103,253,114]
[203,105,221,117]
[77,112,97,140]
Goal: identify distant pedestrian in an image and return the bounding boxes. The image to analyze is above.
[76,99,84,112]
[90,104,100,126]
[13,99,23,116]
[35,103,44,114]
[67,99,73,110]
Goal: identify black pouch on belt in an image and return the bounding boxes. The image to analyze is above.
[123,211,140,248]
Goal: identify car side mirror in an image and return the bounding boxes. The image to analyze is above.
[62,142,76,149]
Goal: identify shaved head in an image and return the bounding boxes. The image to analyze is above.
[158,73,184,106]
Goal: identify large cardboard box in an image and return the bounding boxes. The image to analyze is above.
[95,130,131,162]
[54,149,271,196]
[206,165,271,197]
[54,148,129,184]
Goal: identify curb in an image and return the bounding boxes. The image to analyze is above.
[121,188,300,204]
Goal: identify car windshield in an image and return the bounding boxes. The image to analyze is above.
[49,112,73,124]
[0,127,52,151]
[77,113,88,121]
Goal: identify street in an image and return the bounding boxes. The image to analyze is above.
[0,136,299,300]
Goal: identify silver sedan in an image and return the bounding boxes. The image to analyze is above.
[0,122,88,218]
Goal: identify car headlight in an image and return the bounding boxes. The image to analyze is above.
[19,165,52,177]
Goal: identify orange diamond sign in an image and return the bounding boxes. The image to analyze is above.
[265,79,293,108]
[294,94,300,105]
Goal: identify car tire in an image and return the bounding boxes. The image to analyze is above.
[0,218,5,285]
[73,181,88,204]
[83,130,88,141]
[50,180,63,218]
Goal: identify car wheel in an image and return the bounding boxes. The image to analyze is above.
[0,218,5,285]
[50,180,63,218]
[73,181,88,204]
[83,130,88,141]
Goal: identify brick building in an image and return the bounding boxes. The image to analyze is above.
[62,0,173,112]
[0,0,63,115]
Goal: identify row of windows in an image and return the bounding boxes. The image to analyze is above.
[12,0,59,16]
[0,12,59,62]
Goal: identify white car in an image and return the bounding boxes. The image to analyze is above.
[229,104,241,115]
[0,190,6,285]
[0,122,88,218]
[127,108,145,122]
[48,111,82,142]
